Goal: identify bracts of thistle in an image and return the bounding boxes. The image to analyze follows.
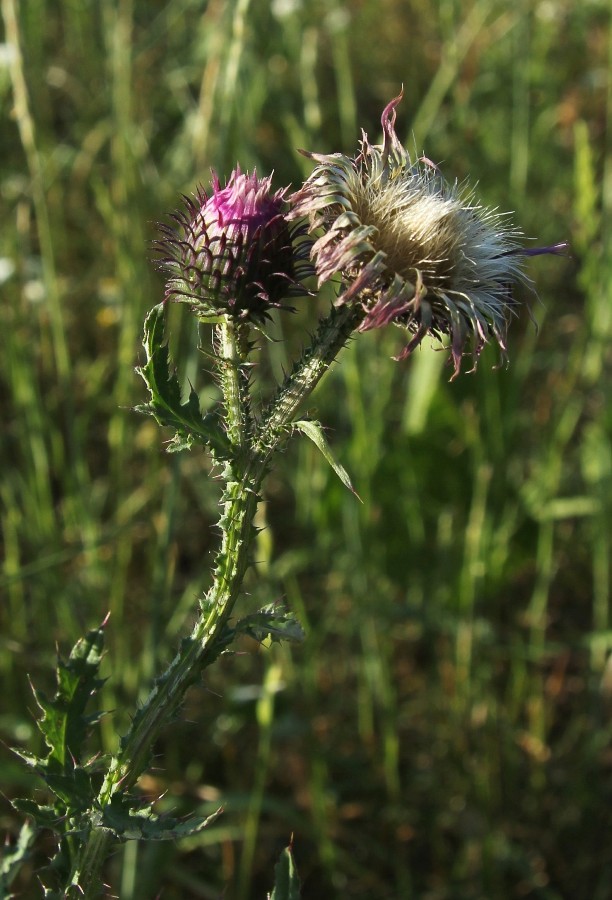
[289,90,567,379]
[157,166,313,448]
[158,165,312,325]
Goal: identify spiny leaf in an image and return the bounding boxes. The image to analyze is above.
[11,748,41,771]
[233,605,305,645]
[135,304,231,457]
[0,820,36,897]
[39,768,93,810]
[292,420,360,499]
[16,625,106,827]
[38,838,76,900]
[269,843,301,900]
[33,623,106,769]
[99,794,222,841]
[11,800,61,830]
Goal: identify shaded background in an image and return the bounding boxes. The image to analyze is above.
[1,0,611,897]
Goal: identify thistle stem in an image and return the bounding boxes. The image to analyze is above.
[216,317,251,449]
[253,302,363,456]
[71,302,361,897]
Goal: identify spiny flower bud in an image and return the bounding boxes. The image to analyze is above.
[289,92,566,378]
[158,166,311,325]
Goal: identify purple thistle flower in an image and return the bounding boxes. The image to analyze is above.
[158,166,311,325]
[289,91,567,378]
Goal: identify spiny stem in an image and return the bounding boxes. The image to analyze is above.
[253,302,363,456]
[216,317,251,450]
[72,302,362,898]
[74,470,262,898]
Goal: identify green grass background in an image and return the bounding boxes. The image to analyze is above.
[1,0,611,897]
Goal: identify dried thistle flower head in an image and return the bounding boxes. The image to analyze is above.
[289,91,566,377]
[158,166,311,325]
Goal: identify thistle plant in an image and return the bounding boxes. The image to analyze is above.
[3,95,565,898]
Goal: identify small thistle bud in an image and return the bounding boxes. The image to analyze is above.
[158,166,310,325]
[289,92,567,377]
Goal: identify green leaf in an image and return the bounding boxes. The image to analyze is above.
[33,623,106,769]
[269,844,301,900]
[135,304,231,457]
[11,800,61,829]
[0,820,36,897]
[15,624,106,828]
[292,420,360,499]
[40,768,93,810]
[100,794,222,841]
[11,748,41,771]
[233,605,305,645]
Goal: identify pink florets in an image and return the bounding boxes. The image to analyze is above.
[207,169,282,235]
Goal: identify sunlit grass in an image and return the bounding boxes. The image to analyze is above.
[1,0,611,897]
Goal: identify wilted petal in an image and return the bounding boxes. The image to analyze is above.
[288,95,566,375]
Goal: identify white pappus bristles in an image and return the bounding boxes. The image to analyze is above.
[289,90,567,378]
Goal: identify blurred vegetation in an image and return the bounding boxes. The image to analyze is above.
[1,0,611,897]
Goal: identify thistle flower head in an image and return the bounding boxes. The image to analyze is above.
[289,92,566,377]
[158,166,311,325]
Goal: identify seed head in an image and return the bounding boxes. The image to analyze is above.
[289,91,566,377]
[158,166,311,325]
